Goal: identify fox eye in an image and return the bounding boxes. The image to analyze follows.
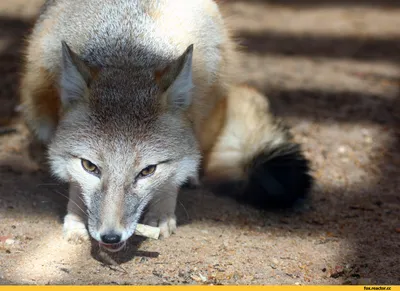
[138,165,157,178]
[81,159,100,176]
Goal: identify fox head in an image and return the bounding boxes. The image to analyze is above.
[48,41,200,244]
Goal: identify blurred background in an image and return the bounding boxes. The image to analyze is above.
[0,0,399,285]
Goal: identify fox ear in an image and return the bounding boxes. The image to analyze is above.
[155,44,194,110]
[60,41,93,109]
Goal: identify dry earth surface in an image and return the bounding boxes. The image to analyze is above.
[0,0,399,286]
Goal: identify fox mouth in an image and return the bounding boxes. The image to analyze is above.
[99,241,126,253]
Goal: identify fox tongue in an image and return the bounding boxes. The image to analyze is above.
[99,241,126,253]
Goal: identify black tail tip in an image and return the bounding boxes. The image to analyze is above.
[207,143,313,210]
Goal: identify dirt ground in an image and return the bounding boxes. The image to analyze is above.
[0,0,399,286]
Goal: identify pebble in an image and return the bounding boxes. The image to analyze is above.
[198,273,207,282]
[5,239,15,245]
[364,136,373,144]
[361,128,369,136]
[338,146,347,154]
[190,275,201,282]
[341,157,350,163]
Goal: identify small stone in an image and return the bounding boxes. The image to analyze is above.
[272,258,279,265]
[5,239,15,245]
[361,128,369,136]
[190,275,202,282]
[338,146,347,154]
[364,136,373,144]
[341,157,350,163]
[0,236,11,243]
[198,273,207,282]
[335,265,344,272]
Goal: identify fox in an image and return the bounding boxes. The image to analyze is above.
[20,0,312,252]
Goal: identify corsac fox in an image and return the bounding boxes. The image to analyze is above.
[20,0,312,252]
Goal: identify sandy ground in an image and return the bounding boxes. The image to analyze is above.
[0,0,399,286]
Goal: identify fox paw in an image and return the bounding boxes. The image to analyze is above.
[143,214,177,239]
[63,213,89,244]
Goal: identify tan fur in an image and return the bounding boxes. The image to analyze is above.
[20,10,61,141]
[198,89,228,161]
[202,85,287,182]
[20,65,60,140]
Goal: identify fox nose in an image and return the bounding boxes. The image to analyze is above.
[100,232,122,244]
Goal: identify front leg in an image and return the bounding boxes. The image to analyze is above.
[142,185,179,239]
[63,182,90,243]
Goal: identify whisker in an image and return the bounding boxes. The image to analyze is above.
[75,194,92,214]
[54,190,89,218]
[177,199,190,220]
